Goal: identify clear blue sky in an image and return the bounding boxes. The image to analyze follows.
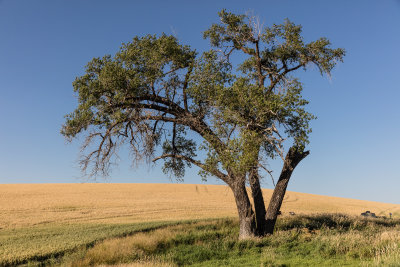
[1,0,399,204]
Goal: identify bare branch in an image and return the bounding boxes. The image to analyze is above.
[258,163,275,187]
[266,63,305,94]
[182,63,193,111]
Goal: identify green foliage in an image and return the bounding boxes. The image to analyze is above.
[62,9,344,183]
[62,34,195,140]
[162,125,197,178]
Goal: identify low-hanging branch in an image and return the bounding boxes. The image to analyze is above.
[152,154,230,183]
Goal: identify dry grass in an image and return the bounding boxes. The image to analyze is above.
[71,223,197,267]
[68,216,400,266]
[1,183,399,229]
[76,228,175,266]
[97,263,175,267]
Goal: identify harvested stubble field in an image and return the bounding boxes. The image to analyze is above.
[1,183,400,266]
[1,183,399,229]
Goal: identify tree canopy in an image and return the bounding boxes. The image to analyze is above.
[62,10,344,238]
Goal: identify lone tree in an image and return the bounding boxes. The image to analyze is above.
[62,10,344,239]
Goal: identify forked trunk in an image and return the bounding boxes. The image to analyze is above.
[265,147,309,234]
[249,169,267,236]
[231,180,256,239]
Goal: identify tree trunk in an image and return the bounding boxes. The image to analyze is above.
[249,169,267,236]
[265,147,309,234]
[231,180,256,239]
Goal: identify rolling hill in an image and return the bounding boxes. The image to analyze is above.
[1,183,398,229]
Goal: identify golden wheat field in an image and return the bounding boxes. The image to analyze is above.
[1,183,399,230]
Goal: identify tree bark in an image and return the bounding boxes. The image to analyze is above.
[249,169,267,236]
[265,147,309,234]
[231,179,256,239]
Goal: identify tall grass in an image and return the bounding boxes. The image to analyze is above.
[66,215,400,267]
